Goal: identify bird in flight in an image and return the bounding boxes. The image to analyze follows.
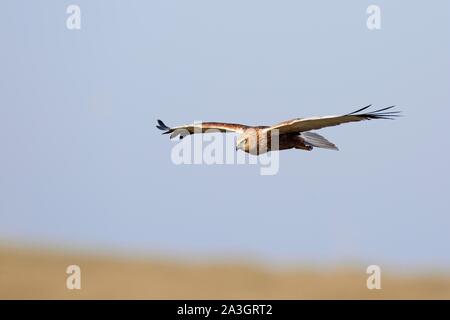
[156,105,400,155]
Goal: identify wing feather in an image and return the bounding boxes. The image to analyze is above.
[156,120,248,139]
[265,105,400,134]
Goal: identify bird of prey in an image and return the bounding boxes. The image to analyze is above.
[156,105,400,155]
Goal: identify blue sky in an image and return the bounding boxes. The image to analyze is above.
[0,1,449,269]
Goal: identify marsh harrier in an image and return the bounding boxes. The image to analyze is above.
[156,105,400,155]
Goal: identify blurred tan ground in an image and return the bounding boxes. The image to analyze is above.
[1,246,449,299]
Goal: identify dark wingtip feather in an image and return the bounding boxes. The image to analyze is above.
[347,104,372,115]
[157,119,170,130]
[156,119,170,130]
[156,119,172,134]
[350,105,401,120]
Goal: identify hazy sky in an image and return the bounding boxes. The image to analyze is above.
[1,1,449,269]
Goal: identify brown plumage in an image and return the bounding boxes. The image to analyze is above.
[157,105,400,155]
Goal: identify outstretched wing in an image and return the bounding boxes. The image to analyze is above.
[265,105,400,135]
[156,120,248,139]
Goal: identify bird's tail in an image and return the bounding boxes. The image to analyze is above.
[301,132,339,151]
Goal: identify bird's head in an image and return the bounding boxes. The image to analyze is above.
[236,129,259,152]
[236,137,248,151]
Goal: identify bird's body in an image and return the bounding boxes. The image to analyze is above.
[233,128,314,155]
[156,105,400,155]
